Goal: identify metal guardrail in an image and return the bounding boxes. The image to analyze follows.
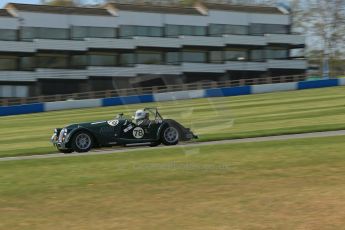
[0,75,306,106]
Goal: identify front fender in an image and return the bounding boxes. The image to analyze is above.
[65,127,97,144]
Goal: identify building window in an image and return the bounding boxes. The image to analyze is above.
[250,24,288,35]
[119,53,135,66]
[194,26,207,36]
[226,25,248,35]
[150,27,163,37]
[71,26,87,40]
[71,55,88,68]
[209,24,223,36]
[20,27,35,41]
[225,49,248,61]
[0,56,17,70]
[267,24,289,34]
[119,25,163,38]
[137,51,162,64]
[181,26,194,36]
[209,24,248,36]
[166,25,179,37]
[0,85,28,98]
[37,53,69,68]
[250,24,265,35]
[21,27,69,41]
[137,26,148,37]
[266,48,288,59]
[119,26,134,38]
[0,29,17,41]
[166,25,207,37]
[182,50,207,63]
[250,49,265,61]
[71,26,116,40]
[20,56,35,70]
[209,51,223,63]
[89,52,117,66]
[166,52,179,65]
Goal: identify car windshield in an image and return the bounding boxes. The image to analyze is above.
[114,108,162,122]
[144,108,163,121]
[115,113,132,120]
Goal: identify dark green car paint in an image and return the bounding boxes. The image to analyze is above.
[51,108,197,153]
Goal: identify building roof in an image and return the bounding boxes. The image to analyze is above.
[202,3,284,14]
[0,9,13,17]
[5,3,113,16]
[107,3,202,15]
[3,2,285,17]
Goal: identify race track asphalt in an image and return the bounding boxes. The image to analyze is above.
[1,130,345,162]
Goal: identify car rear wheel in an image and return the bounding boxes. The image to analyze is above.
[161,126,179,146]
[72,131,93,153]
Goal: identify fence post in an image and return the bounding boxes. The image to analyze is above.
[136,87,142,95]
[152,86,158,94]
[197,82,203,90]
[239,79,245,86]
[2,99,8,106]
[293,75,299,82]
[226,79,232,87]
[105,90,111,98]
[266,77,272,84]
[20,97,26,105]
[182,84,188,91]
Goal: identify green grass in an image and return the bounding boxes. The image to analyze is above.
[1,86,345,157]
[0,136,345,229]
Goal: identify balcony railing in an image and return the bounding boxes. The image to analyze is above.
[0,75,306,106]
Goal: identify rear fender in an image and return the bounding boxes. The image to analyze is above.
[162,119,197,141]
[156,122,169,140]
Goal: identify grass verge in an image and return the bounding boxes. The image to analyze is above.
[0,136,344,229]
[1,86,345,157]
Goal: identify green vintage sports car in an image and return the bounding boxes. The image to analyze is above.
[51,108,197,153]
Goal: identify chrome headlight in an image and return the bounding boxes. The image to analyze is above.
[58,128,68,142]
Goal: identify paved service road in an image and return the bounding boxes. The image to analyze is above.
[1,130,345,162]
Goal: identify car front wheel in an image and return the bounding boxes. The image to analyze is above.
[161,126,179,146]
[71,131,93,153]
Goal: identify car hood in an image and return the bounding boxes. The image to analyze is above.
[64,119,128,130]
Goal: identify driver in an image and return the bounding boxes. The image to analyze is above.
[134,109,150,126]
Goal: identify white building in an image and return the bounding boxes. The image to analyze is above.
[0,2,306,97]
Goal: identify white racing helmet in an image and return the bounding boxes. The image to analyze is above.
[134,109,148,121]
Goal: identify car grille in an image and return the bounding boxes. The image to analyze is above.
[58,129,65,142]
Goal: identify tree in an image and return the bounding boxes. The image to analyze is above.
[296,0,345,75]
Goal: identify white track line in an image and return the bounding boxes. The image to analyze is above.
[1,130,345,162]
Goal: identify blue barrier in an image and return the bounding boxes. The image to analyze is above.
[138,94,154,103]
[204,88,223,97]
[102,94,154,107]
[205,86,251,97]
[298,79,339,90]
[1,79,344,116]
[0,103,44,116]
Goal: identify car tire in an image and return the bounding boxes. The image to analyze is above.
[161,126,179,146]
[71,131,93,153]
[57,148,73,154]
